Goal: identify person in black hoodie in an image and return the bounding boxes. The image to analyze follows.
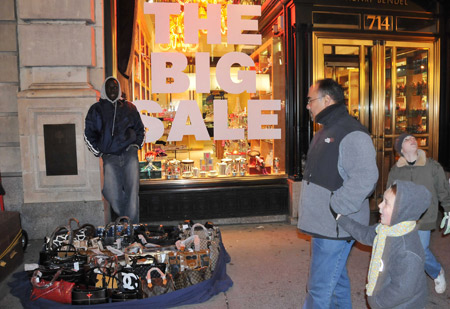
[84,76,145,223]
[337,180,431,308]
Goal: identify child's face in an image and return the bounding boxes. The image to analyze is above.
[379,188,396,225]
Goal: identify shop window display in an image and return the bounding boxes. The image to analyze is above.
[131,0,285,181]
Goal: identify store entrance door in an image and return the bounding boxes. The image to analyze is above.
[313,35,439,209]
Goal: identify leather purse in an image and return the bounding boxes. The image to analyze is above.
[130,254,166,280]
[69,218,97,249]
[141,267,175,298]
[30,269,75,304]
[45,225,73,251]
[72,287,108,305]
[111,290,139,302]
[101,216,134,249]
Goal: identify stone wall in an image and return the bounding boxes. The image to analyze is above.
[0,0,107,239]
[0,0,22,215]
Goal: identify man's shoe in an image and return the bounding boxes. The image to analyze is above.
[434,268,446,294]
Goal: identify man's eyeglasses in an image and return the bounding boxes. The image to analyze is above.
[306,96,323,105]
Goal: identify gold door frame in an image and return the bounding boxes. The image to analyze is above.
[312,32,440,206]
[313,33,439,158]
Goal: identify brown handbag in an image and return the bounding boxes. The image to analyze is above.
[141,267,175,298]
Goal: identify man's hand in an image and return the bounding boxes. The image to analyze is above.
[440,212,450,235]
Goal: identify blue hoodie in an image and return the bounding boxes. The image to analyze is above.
[84,76,145,156]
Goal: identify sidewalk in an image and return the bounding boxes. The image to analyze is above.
[1,223,449,308]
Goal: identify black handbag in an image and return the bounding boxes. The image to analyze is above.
[101,216,134,249]
[68,218,97,249]
[111,290,139,302]
[45,225,73,251]
[40,243,87,271]
[72,287,108,305]
[130,255,166,280]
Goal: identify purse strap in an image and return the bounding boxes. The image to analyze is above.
[145,267,167,287]
[68,217,80,229]
[114,216,134,239]
[176,235,200,251]
[90,254,120,275]
[47,225,73,250]
[31,269,62,289]
[190,223,208,238]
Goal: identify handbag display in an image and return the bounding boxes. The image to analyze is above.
[141,267,175,298]
[71,287,108,305]
[30,269,75,304]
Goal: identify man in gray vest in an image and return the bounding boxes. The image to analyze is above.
[298,79,378,308]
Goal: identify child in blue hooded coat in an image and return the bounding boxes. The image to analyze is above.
[337,180,431,308]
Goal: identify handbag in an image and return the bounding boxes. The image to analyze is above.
[68,218,97,249]
[141,267,175,298]
[45,225,73,251]
[85,267,120,290]
[85,255,120,290]
[189,223,220,272]
[111,290,139,302]
[30,269,75,304]
[27,266,84,284]
[72,287,108,305]
[43,243,88,270]
[101,216,134,249]
[130,254,166,280]
[190,223,211,250]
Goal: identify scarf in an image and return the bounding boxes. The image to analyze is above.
[366,221,416,296]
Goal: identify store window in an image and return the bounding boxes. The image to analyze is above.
[131,0,285,181]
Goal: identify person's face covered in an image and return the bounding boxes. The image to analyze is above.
[105,79,119,101]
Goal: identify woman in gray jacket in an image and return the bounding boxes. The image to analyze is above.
[387,133,450,294]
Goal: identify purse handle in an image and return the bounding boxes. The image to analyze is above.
[47,225,73,251]
[31,269,62,289]
[190,223,208,237]
[176,235,200,251]
[123,242,144,255]
[145,267,167,287]
[68,217,80,229]
[90,254,120,276]
[131,254,157,266]
[102,216,133,241]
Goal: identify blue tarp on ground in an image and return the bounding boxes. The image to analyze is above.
[8,242,233,308]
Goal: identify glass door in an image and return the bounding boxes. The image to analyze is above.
[313,35,439,209]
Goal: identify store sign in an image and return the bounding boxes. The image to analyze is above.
[138,3,281,143]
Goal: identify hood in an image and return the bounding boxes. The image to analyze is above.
[100,76,122,103]
[390,180,431,225]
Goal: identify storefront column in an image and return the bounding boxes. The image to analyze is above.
[15,0,106,238]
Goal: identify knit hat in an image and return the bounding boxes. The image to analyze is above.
[394,133,413,156]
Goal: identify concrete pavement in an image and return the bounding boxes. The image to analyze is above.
[1,223,449,308]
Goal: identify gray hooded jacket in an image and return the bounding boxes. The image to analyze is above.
[338,180,431,309]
